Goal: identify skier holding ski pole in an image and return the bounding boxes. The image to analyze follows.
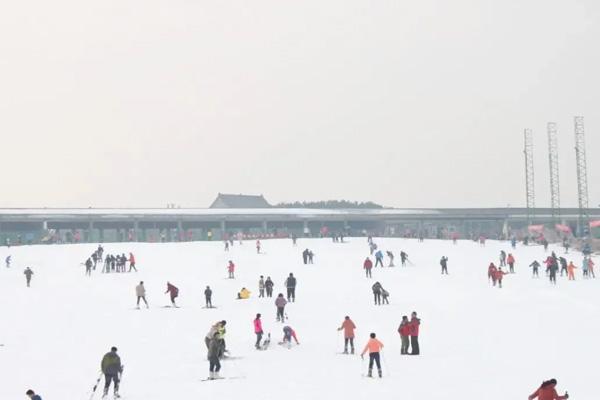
[100,346,123,398]
[360,333,384,378]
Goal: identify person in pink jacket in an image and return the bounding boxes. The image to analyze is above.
[361,333,384,378]
[227,261,235,279]
[254,313,263,349]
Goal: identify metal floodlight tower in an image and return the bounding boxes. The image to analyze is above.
[547,122,560,222]
[574,116,589,235]
[524,129,535,226]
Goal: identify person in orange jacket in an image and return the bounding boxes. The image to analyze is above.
[588,257,596,278]
[361,333,384,378]
[567,262,577,280]
[337,316,356,354]
[128,252,137,272]
[507,253,516,273]
[495,267,507,288]
[528,378,568,400]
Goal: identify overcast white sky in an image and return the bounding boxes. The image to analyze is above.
[0,0,598,209]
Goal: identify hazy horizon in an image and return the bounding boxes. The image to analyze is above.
[1,1,599,209]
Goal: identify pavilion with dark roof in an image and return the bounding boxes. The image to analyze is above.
[209,193,271,209]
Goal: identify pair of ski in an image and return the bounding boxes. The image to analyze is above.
[200,376,245,382]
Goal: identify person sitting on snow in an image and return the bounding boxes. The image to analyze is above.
[237,287,251,299]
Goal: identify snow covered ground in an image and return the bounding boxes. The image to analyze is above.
[0,238,597,399]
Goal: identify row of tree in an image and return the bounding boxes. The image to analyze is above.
[275,200,384,209]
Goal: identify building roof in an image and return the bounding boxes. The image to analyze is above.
[209,193,271,209]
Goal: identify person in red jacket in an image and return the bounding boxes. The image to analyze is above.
[128,252,137,272]
[409,311,420,355]
[528,378,568,400]
[495,267,507,288]
[165,282,179,306]
[488,263,498,286]
[227,261,235,279]
[337,316,356,354]
[507,253,516,273]
[364,257,373,278]
[397,315,411,354]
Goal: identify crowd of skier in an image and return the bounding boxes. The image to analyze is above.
[7,232,593,399]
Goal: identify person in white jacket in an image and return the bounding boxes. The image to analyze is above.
[136,281,149,309]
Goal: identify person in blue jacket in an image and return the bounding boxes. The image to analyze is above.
[374,250,384,267]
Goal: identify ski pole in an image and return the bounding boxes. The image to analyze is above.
[380,352,390,377]
[88,371,103,400]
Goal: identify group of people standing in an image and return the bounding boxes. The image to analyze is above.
[336,312,421,378]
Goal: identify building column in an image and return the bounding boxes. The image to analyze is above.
[88,220,94,243]
[262,220,268,234]
[134,220,139,242]
[221,220,226,240]
[303,220,309,237]
[177,221,183,241]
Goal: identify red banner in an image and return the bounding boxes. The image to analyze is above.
[555,224,572,233]
[528,225,545,233]
[590,220,600,228]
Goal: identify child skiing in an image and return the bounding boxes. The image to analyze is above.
[361,333,384,378]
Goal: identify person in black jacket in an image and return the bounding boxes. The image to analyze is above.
[265,277,274,298]
[204,286,213,308]
[101,346,123,398]
[285,273,297,302]
[372,282,382,305]
[440,256,449,274]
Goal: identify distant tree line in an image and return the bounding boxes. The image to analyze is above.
[274,200,385,209]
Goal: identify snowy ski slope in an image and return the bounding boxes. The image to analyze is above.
[0,238,597,399]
